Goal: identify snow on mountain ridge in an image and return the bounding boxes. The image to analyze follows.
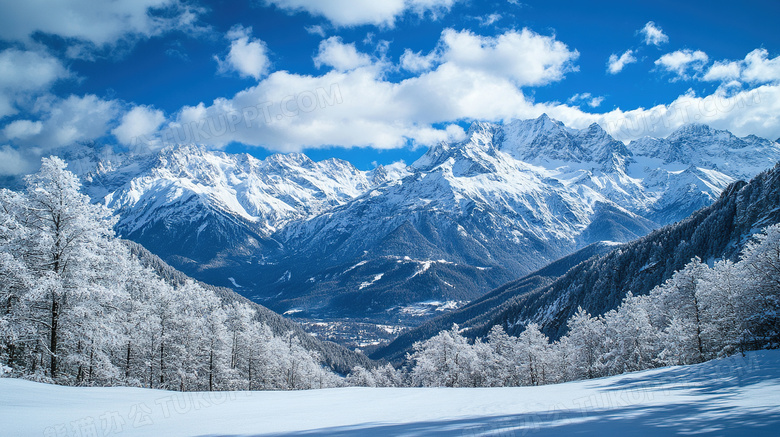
[92,144,392,236]
[63,116,780,327]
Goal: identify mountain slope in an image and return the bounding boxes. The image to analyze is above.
[370,241,617,362]
[122,240,373,374]
[65,117,780,345]
[372,162,780,362]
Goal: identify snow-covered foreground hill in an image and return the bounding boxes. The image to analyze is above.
[2,350,779,436]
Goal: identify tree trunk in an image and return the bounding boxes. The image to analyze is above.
[49,295,59,378]
[125,341,132,379]
[209,348,214,392]
[159,341,165,386]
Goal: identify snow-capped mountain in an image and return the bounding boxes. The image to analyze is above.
[68,116,780,337]
[75,145,402,268]
[373,158,780,363]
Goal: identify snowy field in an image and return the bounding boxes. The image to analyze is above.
[2,350,780,437]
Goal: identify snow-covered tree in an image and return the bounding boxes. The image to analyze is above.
[739,224,780,345]
[516,323,551,386]
[652,258,708,365]
[601,293,659,375]
[408,324,480,387]
[564,307,606,379]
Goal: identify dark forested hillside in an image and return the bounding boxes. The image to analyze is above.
[374,163,780,363]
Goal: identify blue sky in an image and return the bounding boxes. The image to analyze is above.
[1,0,779,174]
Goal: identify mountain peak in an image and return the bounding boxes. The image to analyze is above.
[466,120,494,136]
[265,152,316,169]
[667,123,719,140]
[536,113,552,123]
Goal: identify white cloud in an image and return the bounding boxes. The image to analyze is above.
[262,0,458,27]
[568,93,604,108]
[742,48,780,83]
[588,96,605,108]
[701,49,780,85]
[0,49,70,118]
[0,145,35,175]
[314,37,373,71]
[476,13,502,26]
[215,26,271,80]
[112,105,165,146]
[0,0,202,51]
[0,94,122,174]
[607,50,637,74]
[305,25,327,37]
[640,21,668,46]
[154,28,577,152]
[438,28,579,86]
[13,94,121,149]
[594,85,780,143]
[655,49,709,79]
[400,49,438,72]
[2,120,43,139]
[703,60,742,82]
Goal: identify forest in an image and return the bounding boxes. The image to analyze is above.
[1,157,779,390]
[0,158,338,390]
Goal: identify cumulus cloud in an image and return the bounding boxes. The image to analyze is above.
[703,60,742,82]
[112,105,166,146]
[0,49,70,118]
[0,94,123,174]
[0,145,35,175]
[595,85,780,143]
[0,0,203,53]
[400,49,439,73]
[640,21,668,46]
[262,0,459,27]
[607,50,637,74]
[2,120,43,140]
[701,49,780,85]
[437,28,579,86]
[152,28,578,151]
[215,26,271,80]
[314,37,373,71]
[161,52,780,152]
[655,49,709,80]
[10,94,121,149]
[742,48,780,83]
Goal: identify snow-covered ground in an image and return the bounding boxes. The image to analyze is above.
[2,350,779,436]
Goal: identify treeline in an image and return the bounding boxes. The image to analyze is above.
[349,223,780,387]
[0,157,338,390]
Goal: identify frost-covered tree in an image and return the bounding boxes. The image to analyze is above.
[347,363,402,387]
[564,307,606,379]
[652,258,708,365]
[0,189,33,370]
[480,325,519,386]
[12,157,119,379]
[0,158,344,390]
[516,323,550,386]
[408,324,480,387]
[601,293,659,375]
[739,224,780,345]
[695,260,748,357]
